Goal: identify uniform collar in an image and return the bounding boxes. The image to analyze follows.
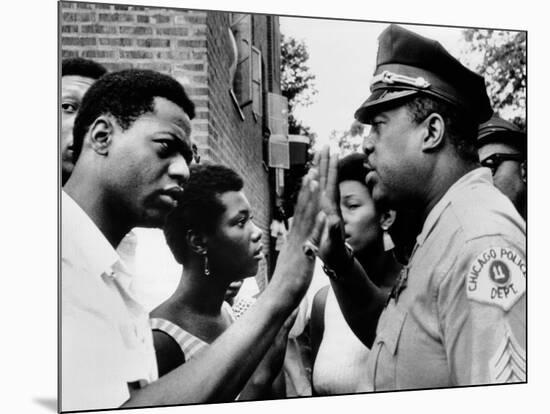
[62,190,131,282]
[415,167,493,247]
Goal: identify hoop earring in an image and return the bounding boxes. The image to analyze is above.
[203,251,210,276]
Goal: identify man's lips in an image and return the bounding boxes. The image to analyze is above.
[253,245,264,259]
[158,187,184,206]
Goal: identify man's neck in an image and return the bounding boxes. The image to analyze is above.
[418,157,478,225]
[64,173,132,249]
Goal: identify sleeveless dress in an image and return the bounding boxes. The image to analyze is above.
[151,302,242,399]
[312,288,373,394]
[150,302,236,361]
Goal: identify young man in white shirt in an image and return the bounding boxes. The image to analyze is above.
[62,69,321,411]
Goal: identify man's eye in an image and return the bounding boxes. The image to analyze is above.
[157,140,174,154]
[237,217,250,228]
[61,102,77,114]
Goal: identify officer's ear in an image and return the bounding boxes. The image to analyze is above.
[186,229,208,255]
[88,116,114,156]
[420,112,445,152]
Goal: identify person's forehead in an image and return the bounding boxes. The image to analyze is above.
[340,180,369,197]
[61,75,96,94]
[478,141,519,161]
[149,97,192,136]
[219,191,250,215]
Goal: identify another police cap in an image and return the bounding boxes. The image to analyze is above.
[355,24,493,124]
[477,115,526,154]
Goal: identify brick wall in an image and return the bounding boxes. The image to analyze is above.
[60,2,276,287]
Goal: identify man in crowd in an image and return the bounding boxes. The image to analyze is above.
[317,24,525,391]
[61,57,107,185]
[62,68,321,411]
[477,115,527,220]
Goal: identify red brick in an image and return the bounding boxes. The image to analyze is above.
[62,25,78,33]
[98,13,134,22]
[152,14,171,24]
[99,38,133,47]
[120,50,154,59]
[62,49,79,58]
[137,38,170,48]
[62,12,95,22]
[82,50,116,59]
[61,37,97,46]
[155,27,188,36]
[120,26,153,35]
[177,39,207,48]
[81,24,117,34]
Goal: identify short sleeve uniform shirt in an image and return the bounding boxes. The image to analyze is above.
[366,168,526,391]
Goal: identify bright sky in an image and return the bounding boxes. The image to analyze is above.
[279,18,468,148]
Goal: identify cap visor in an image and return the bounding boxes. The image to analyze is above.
[355,89,418,122]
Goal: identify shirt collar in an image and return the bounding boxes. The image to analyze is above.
[62,190,126,280]
[415,167,493,246]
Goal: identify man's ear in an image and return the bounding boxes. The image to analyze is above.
[88,116,114,156]
[186,229,208,255]
[420,113,445,152]
[520,160,527,184]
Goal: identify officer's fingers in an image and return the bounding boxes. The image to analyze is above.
[319,146,330,191]
[326,213,344,242]
[325,152,340,205]
[294,174,311,220]
[309,211,327,247]
[302,179,321,232]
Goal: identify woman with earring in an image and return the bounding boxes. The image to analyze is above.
[309,152,403,395]
[150,164,291,400]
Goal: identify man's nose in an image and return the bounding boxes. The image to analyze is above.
[251,222,263,242]
[169,155,190,186]
[363,134,374,155]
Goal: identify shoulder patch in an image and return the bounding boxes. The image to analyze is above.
[466,247,526,311]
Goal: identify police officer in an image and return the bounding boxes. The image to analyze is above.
[316,24,526,391]
[477,115,527,220]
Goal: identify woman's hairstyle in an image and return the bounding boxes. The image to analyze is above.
[338,152,368,184]
[164,164,244,264]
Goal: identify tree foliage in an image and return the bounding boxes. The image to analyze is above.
[281,34,318,138]
[461,29,526,130]
[329,120,366,157]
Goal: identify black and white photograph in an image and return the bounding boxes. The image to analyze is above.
[5,0,546,413]
[59,0,528,412]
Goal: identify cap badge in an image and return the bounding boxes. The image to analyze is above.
[371,70,431,89]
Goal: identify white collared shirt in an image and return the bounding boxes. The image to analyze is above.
[61,191,158,412]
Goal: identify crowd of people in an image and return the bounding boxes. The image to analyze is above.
[60,23,526,412]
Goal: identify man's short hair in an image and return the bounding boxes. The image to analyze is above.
[164,164,244,264]
[62,57,107,80]
[404,94,479,163]
[72,69,196,161]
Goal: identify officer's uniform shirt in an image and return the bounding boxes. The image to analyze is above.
[365,168,526,391]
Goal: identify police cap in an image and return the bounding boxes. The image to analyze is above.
[355,24,493,124]
[477,115,526,155]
